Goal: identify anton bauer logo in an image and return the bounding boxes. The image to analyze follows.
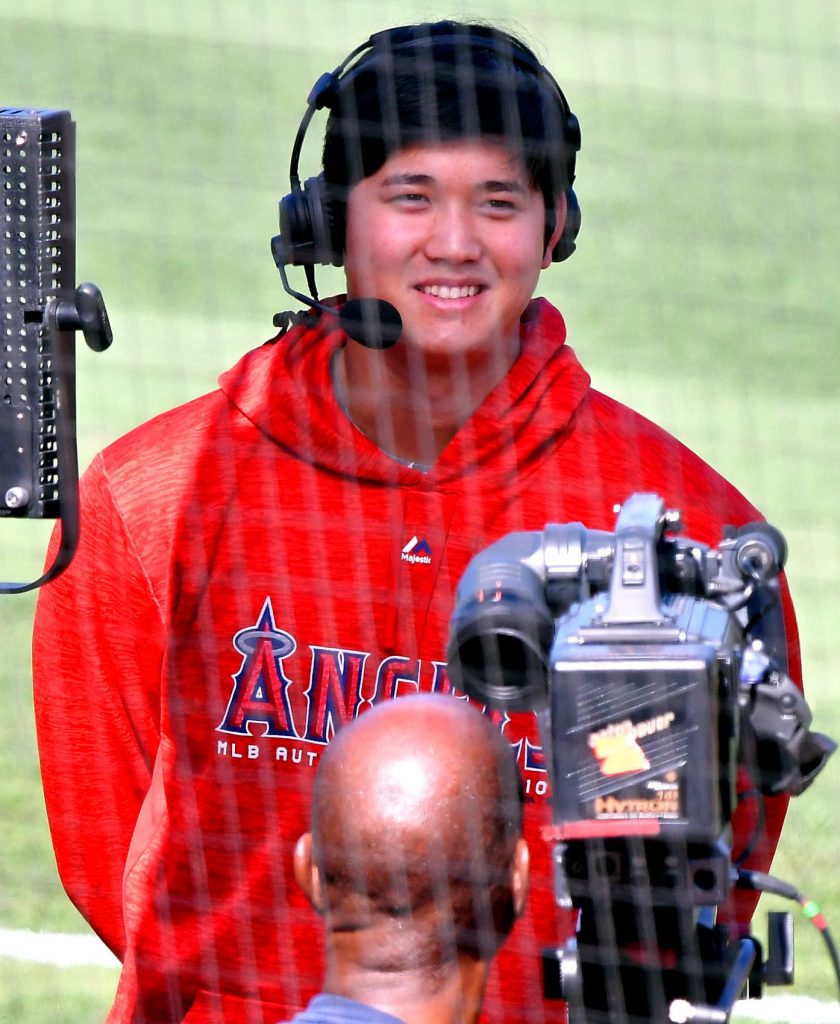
[588,712,676,776]
[401,536,432,564]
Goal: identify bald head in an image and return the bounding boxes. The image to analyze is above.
[294,694,527,975]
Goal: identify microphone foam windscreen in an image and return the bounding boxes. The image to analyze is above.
[339,298,402,349]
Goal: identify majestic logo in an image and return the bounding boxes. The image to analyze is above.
[589,712,676,776]
[401,536,432,564]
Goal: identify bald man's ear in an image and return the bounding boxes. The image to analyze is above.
[293,833,326,915]
[511,838,530,921]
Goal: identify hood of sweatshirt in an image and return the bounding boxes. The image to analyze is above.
[218,297,591,493]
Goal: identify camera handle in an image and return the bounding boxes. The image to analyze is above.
[667,937,757,1023]
[543,919,792,1023]
[0,282,112,594]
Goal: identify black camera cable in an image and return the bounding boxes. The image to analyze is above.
[735,868,840,1000]
[731,787,766,869]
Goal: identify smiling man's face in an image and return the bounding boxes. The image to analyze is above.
[343,138,562,368]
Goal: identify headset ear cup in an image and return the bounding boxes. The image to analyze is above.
[276,175,341,267]
[304,174,343,267]
[552,187,581,263]
[276,190,309,266]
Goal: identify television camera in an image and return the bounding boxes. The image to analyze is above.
[447,493,836,1023]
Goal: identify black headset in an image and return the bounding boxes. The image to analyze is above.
[271,23,582,302]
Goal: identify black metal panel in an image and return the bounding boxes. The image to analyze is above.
[1,107,75,519]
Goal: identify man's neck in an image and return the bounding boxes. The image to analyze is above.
[322,955,488,1024]
[334,337,518,468]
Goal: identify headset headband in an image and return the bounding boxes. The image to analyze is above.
[289,25,580,194]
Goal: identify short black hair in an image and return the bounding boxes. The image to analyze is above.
[321,21,577,249]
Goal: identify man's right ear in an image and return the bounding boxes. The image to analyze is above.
[542,193,568,269]
[511,838,530,921]
[293,833,327,915]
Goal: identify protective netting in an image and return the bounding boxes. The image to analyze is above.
[1,3,839,1022]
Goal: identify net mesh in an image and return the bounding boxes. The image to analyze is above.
[1,3,839,1022]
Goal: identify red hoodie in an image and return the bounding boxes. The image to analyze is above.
[33,299,799,1023]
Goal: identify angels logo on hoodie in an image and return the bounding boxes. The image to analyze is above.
[216,597,298,738]
[215,596,550,780]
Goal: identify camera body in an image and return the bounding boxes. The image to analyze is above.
[447,493,833,1020]
[546,594,739,907]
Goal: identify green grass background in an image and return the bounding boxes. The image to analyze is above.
[2,1,840,1020]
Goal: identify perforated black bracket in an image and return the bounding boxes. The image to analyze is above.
[1,108,111,594]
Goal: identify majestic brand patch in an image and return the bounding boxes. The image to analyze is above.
[401,536,432,564]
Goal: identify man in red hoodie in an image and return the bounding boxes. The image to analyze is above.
[33,20,799,1024]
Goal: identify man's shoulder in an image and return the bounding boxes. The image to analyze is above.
[101,389,226,468]
[580,387,760,526]
[82,388,231,516]
[584,387,685,435]
[584,387,720,459]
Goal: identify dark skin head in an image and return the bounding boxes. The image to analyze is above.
[294,693,529,1024]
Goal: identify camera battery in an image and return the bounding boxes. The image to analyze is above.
[547,638,735,848]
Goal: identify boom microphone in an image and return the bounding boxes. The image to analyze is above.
[271,239,402,348]
[339,298,402,349]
